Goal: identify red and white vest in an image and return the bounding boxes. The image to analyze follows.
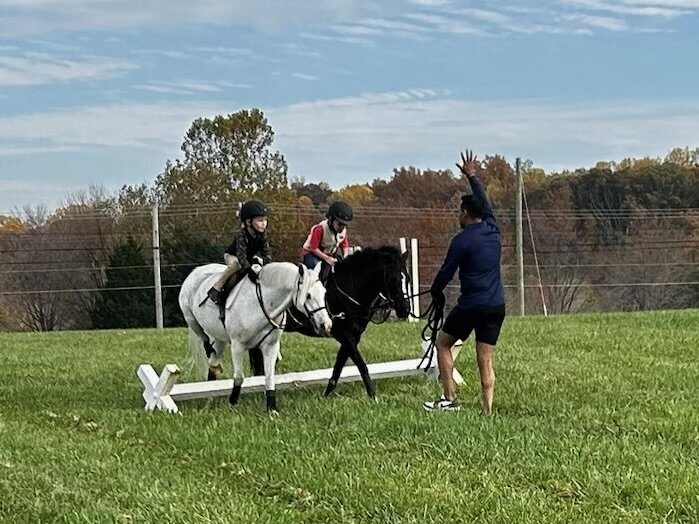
[302,219,349,255]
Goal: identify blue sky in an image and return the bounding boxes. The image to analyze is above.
[1,0,698,213]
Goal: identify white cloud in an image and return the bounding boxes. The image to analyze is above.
[266,92,699,177]
[193,46,261,59]
[328,18,431,40]
[299,32,373,46]
[0,51,135,86]
[0,178,84,211]
[562,13,630,30]
[132,48,191,59]
[2,91,697,181]
[403,13,487,36]
[0,0,373,35]
[2,91,698,210]
[280,43,323,60]
[132,79,251,95]
[409,0,450,6]
[0,102,226,149]
[291,73,319,81]
[0,0,695,42]
[561,0,692,17]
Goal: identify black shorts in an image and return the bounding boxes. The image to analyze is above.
[442,305,506,345]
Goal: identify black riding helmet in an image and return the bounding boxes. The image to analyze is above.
[239,200,268,222]
[326,201,353,224]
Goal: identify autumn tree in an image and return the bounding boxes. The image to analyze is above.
[291,179,333,208]
[372,167,461,208]
[331,183,375,208]
[92,236,154,329]
[177,108,288,194]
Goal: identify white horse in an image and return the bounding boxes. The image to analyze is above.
[179,262,332,412]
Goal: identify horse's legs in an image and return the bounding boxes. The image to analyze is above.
[325,332,375,399]
[261,340,280,413]
[228,341,245,406]
[183,311,222,381]
[324,344,350,397]
[206,340,226,381]
[248,346,264,376]
[346,343,376,400]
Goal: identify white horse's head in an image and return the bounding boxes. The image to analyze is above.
[294,264,332,336]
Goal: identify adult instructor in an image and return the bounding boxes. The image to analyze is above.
[424,150,506,414]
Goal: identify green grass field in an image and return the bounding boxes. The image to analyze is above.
[1,311,698,523]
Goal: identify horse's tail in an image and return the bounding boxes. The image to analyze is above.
[179,264,217,380]
[186,326,209,381]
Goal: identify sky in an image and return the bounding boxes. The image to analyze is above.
[1,0,698,213]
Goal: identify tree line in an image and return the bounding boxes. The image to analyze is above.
[1,109,697,331]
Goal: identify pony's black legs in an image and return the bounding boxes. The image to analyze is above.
[229,384,242,405]
[324,345,350,397]
[346,345,376,400]
[265,390,277,412]
[204,340,224,381]
[262,343,280,414]
[229,345,245,406]
[326,334,376,399]
[249,346,265,376]
[204,340,217,380]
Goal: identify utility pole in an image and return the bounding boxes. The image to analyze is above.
[515,157,525,316]
[152,202,163,329]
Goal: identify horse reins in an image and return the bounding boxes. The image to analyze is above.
[415,292,445,372]
[251,268,328,347]
[327,263,413,324]
[394,281,447,372]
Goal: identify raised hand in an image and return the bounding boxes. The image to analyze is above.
[456,149,478,177]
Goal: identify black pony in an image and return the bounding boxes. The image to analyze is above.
[281,245,412,399]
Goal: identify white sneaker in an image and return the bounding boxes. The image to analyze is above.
[423,396,460,412]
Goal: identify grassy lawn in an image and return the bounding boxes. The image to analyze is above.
[1,310,698,523]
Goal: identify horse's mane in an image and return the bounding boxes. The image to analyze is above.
[336,245,402,273]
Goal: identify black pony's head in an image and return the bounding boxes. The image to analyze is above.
[337,245,411,319]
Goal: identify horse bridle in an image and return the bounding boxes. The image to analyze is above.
[254,268,328,331]
[329,263,411,320]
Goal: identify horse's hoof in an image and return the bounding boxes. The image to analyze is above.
[208,364,222,381]
[265,390,277,413]
[365,380,376,399]
[229,385,242,406]
[323,380,337,397]
[267,409,280,416]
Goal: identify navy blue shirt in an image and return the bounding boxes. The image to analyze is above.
[431,176,505,311]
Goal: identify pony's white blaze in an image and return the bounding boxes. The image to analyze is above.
[178,262,332,411]
[401,269,410,304]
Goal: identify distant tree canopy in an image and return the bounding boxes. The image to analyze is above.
[92,236,153,329]
[2,105,697,330]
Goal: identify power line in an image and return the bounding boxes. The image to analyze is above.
[419,282,699,290]
[0,284,183,296]
[0,262,205,275]
[4,204,699,223]
[2,260,696,275]
[4,279,699,296]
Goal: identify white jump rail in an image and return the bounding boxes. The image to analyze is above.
[138,341,463,413]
